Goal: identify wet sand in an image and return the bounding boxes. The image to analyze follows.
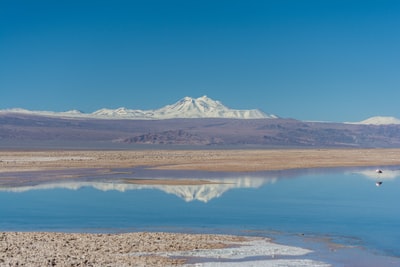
[1,148,400,174]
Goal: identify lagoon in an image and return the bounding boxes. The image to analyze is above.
[0,166,399,265]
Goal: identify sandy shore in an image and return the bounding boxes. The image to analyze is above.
[1,148,400,174]
[0,232,330,267]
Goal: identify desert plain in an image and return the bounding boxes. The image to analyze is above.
[1,148,400,266]
[1,148,400,173]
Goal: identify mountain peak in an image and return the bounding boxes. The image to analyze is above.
[178,96,219,106]
[197,95,217,103]
[155,96,273,119]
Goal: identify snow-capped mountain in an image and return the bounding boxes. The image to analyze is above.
[0,108,85,117]
[154,96,274,119]
[92,107,148,118]
[0,96,276,120]
[351,116,400,125]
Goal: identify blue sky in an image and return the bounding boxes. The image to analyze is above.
[1,0,399,122]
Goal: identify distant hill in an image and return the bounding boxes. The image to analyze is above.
[1,113,400,148]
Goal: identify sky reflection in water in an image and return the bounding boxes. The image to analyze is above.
[0,166,399,258]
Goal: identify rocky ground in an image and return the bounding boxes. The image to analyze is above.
[0,232,245,266]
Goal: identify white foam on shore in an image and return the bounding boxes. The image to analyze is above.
[132,238,330,266]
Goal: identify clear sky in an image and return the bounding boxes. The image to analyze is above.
[1,0,399,122]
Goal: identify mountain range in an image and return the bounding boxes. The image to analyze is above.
[1,95,399,124]
[0,96,276,120]
[1,96,400,148]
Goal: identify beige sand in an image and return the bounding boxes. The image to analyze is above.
[1,149,400,174]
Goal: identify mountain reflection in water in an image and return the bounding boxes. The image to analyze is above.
[1,166,400,260]
[1,166,399,202]
[350,169,400,181]
[0,176,277,203]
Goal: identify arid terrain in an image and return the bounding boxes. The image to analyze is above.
[2,114,400,148]
[1,148,400,174]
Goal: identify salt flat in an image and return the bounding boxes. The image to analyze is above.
[0,232,328,267]
[1,149,400,173]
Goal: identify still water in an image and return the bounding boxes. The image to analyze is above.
[0,166,399,259]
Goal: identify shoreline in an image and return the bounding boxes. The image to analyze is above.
[1,148,400,174]
[0,231,330,266]
[2,230,398,266]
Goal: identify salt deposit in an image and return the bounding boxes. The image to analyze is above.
[132,237,330,266]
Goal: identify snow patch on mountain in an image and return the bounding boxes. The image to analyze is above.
[0,96,277,120]
[350,116,400,125]
[92,107,148,118]
[0,108,84,117]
